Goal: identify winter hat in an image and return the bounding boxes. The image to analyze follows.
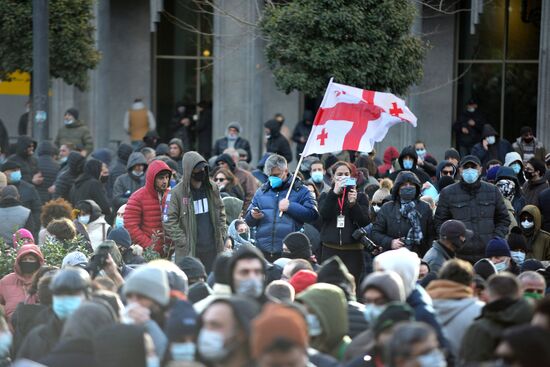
[165,300,198,340]
[212,252,232,285]
[283,232,312,259]
[91,148,112,166]
[273,257,292,269]
[372,302,414,337]
[106,227,132,249]
[486,166,500,182]
[1,160,20,172]
[214,154,236,171]
[12,228,34,246]
[147,259,189,295]
[155,143,169,156]
[289,270,318,295]
[521,259,544,273]
[227,121,242,133]
[444,148,461,162]
[187,281,212,304]
[123,265,170,306]
[374,248,420,297]
[474,258,497,280]
[0,172,7,188]
[372,187,391,204]
[508,227,527,252]
[176,256,207,280]
[485,237,511,258]
[360,271,406,303]
[504,152,523,167]
[117,143,133,162]
[65,108,79,120]
[251,303,308,359]
[61,251,89,269]
[316,256,354,300]
[228,245,266,292]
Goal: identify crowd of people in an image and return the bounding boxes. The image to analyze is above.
[0,104,549,367]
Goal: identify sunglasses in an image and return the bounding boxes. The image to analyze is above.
[441,170,454,176]
[214,177,227,182]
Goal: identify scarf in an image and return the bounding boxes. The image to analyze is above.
[399,200,423,245]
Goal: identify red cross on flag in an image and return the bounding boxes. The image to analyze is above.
[301,79,417,156]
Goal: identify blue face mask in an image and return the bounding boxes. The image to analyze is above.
[115,216,124,228]
[268,175,283,189]
[494,261,508,273]
[462,168,479,184]
[416,349,447,367]
[311,171,324,183]
[146,356,160,367]
[170,179,177,188]
[363,304,386,323]
[511,251,525,266]
[511,163,521,175]
[403,159,414,170]
[416,149,427,159]
[52,295,83,319]
[171,342,196,361]
[9,171,21,183]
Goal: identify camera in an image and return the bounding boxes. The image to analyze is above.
[86,245,110,279]
[352,227,380,254]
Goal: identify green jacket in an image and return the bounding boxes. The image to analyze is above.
[459,298,533,364]
[54,120,94,153]
[520,205,550,261]
[164,151,226,260]
[297,283,351,361]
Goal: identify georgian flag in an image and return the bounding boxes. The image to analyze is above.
[301,79,417,156]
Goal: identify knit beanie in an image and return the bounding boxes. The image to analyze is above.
[123,265,170,306]
[316,256,354,300]
[444,148,460,162]
[12,228,34,246]
[117,143,133,163]
[372,187,391,204]
[251,304,308,359]
[359,271,406,303]
[212,252,232,285]
[107,227,132,249]
[508,227,527,252]
[227,121,242,132]
[176,256,207,280]
[65,108,79,120]
[283,232,312,259]
[1,160,20,172]
[165,300,198,340]
[473,258,497,280]
[485,237,511,258]
[521,259,544,273]
[374,248,420,297]
[91,148,112,166]
[62,251,89,269]
[372,302,414,337]
[289,270,317,295]
[486,166,500,182]
[187,281,212,304]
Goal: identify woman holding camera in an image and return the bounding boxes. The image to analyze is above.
[319,161,370,284]
[371,171,435,257]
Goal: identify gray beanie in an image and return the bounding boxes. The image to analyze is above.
[227,121,242,133]
[360,271,406,303]
[123,265,170,306]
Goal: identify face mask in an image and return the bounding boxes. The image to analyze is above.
[52,295,83,319]
[400,186,417,202]
[59,156,68,164]
[524,171,534,180]
[268,175,283,189]
[521,220,534,229]
[198,329,228,362]
[462,168,479,184]
[227,133,237,141]
[486,136,496,145]
[115,216,124,228]
[306,314,322,337]
[524,292,543,300]
[523,137,534,144]
[265,134,271,140]
[171,342,196,361]
[494,261,508,273]
[496,179,515,201]
[79,215,90,225]
[403,159,414,170]
[146,356,160,367]
[63,119,74,126]
[0,333,12,358]
[363,304,385,324]
[467,107,476,113]
[311,171,324,183]
[192,171,207,182]
[236,278,263,298]
[100,175,109,184]
[511,251,525,266]
[416,349,447,367]
[19,261,40,274]
[511,163,522,174]
[416,149,427,159]
[9,171,22,183]
[238,232,249,241]
[373,204,381,213]
[132,170,144,177]
[450,237,466,250]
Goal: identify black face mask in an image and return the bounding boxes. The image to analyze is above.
[450,238,466,250]
[523,137,534,143]
[20,261,40,274]
[524,171,534,180]
[399,186,416,202]
[100,175,109,184]
[192,171,207,182]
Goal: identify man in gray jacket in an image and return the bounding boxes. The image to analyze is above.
[423,219,473,274]
[426,259,484,359]
[112,152,147,211]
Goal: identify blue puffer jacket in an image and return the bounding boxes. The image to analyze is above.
[245,176,318,255]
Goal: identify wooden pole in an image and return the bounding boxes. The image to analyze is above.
[279,153,306,217]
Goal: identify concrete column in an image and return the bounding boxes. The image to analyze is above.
[537,0,550,149]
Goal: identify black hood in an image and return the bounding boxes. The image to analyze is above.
[67,152,85,176]
[37,141,57,156]
[15,136,36,157]
[83,159,102,180]
[435,160,456,180]
[481,124,499,139]
[214,153,236,172]
[398,146,418,170]
[264,119,281,138]
[117,143,133,163]
[76,199,102,221]
[391,171,422,200]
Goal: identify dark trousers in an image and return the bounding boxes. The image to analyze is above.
[197,249,217,274]
[321,245,365,291]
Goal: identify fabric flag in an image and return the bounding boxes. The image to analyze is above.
[301,79,417,156]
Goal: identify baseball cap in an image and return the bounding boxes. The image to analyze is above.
[440,220,473,240]
[459,155,481,167]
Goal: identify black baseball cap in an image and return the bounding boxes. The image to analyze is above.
[459,155,481,167]
[440,220,473,240]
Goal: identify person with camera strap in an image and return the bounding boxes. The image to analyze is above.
[318,161,370,287]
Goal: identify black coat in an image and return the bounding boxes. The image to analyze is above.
[13,180,41,233]
[539,188,550,233]
[54,152,85,201]
[388,146,432,184]
[39,338,96,367]
[17,311,64,362]
[11,304,50,359]
[7,136,38,183]
[453,109,485,149]
[70,159,112,218]
[292,119,312,160]
[265,119,293,163]
[212,136,252,163]
[195,107,213,159]
[435,179,511,263]
[36,142,60,203]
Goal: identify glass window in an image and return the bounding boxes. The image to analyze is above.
[507,0,541,60]
[503,63,538,138]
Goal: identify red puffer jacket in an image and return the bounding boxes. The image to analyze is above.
[0,244,45,321]
[124,160,172,253]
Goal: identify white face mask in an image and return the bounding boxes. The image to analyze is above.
[198,329,228,362]
[373,204,381,213]
[78,215,90,225]
[486,136,496,145]
[521,220,534,229]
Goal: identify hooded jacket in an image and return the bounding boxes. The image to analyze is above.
[539,188,550,233]
[0,244,45,320]
[125,160,172,252]
[435,160,456,182]
[7,136,38,183]
[78,200,110,251]
[292,111,314,159]
[264,119,293,163]
[378,146,399,176]
[372,171,435,256]
[36,141,60,203]
[0,195,34,243]
[297,283,351,360]
[471,124,513,166]
[165,151,227,259]
[513,136,546,161]
[388,146,432,184]
[244,174,318,255]
[215,153,258,209]
[108,143,133,190]
[212,123,252,163]
[54,152,85,201]
[54,119,94,153]
[70,159,111,218]
[522,176,548,207]
[112,152,147,208]
[168,138,184,174]
[426,279,484,359]
[459,298,533,363]
[519,205,550,261]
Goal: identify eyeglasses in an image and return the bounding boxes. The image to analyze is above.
[214,177,227,182]
[441,170,454,176]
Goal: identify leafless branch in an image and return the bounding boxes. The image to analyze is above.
[410,63,473,96]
